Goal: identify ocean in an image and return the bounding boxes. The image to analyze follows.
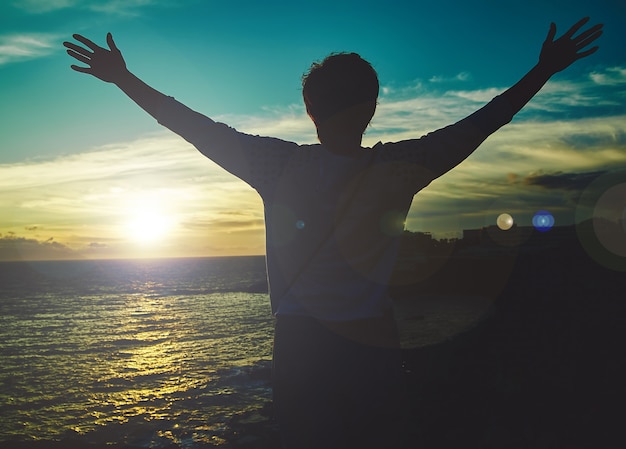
[0,256,493,448]
[0,256,276,448]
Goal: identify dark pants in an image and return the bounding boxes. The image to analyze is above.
[272,314,408,449]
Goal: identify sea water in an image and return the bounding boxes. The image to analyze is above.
[0,256,492,447]
[0,256,274,447]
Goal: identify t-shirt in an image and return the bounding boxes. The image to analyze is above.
[157,95,514,320]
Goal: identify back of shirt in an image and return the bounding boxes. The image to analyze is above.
[156,95,514,321]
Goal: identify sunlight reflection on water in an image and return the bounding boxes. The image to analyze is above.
[0,257,274,447]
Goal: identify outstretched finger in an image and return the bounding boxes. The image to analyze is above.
[63,41,92,57]
[106,32,119,52]
[545,22,557,43]
[66,49,91,65]
[573,23,603,43]
[574,25,603,45]
[576,29,603,51]
[70,64,91,74]
[72,34,102,52]
[563,17,591,39]
[575,46,599,61]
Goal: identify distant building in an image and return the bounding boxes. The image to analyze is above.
[461,224,581,254]
[462,228,482,247]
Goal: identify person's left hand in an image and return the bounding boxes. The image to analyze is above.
[538,17,603,74]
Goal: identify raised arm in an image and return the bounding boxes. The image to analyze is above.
[399,17,604,185]
[63,33,166,119]
[63,33,296,192]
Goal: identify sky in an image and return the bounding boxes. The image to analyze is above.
[1,0,625,261]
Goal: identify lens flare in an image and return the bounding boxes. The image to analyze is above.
[532,210,555,232]
[593,184,626,257]
[496,213,514,231]
[575,171,626,271]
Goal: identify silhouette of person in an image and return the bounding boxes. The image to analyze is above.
[64,17,602,449]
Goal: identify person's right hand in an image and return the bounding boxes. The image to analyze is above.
[63,33,127,83]
[538,17,603,75]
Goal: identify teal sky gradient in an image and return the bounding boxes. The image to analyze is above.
[1,0,625,260]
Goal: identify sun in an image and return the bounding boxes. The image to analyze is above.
[123,196,174,245]
[127,210,170,244]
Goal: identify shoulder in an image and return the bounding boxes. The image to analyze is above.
[370,137,430,162]
[366,139,438,194]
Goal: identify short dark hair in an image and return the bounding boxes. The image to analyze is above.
[302,52,379,125]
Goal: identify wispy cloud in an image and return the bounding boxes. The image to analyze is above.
[0,33,59,65]
[519,66,626,116]
[590,66,626,86]
[12,0,178,16]
[520,170,607,191]
[10,0,75,14]
[89,0,173,16]
[216,104,318,144]
[429,71,472,84]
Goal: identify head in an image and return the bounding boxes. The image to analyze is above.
[302,53,379,140]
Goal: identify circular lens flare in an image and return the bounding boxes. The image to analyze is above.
[575,171,626,271]
[532,210,555,232]
[496,213,514,231]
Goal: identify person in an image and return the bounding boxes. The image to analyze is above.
[64,17,603,449]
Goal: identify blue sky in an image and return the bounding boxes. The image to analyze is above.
[1,0,625,260]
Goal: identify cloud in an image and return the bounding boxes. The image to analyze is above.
[182,211,265,233]
[521,170,607,191]
[0,233,76,261]
[0,33,59,65]
[517,66,626,117]
[429,71,472,84]
[10,0,75,13]
[216,104,317,144]
[447,87,504,103]
[590,67,626,86]
[89,0,172,16]
[11,0,178,15]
